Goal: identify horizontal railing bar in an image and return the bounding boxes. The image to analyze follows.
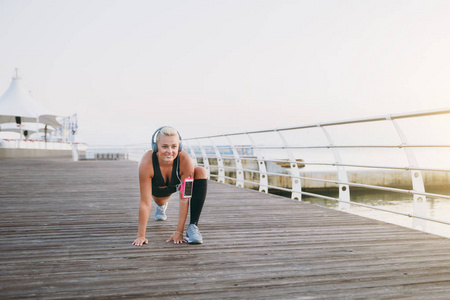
[298,176,450,200]
[300,192,450,226]
[207,163,450,200]
[345,182,450,200]
[208,173,261,187]
[199,144,450,150]
[255,145,450,149]
[327,163,450,173]
[123,143,450,156]
[198,155,450,173]
[184,108,450,140]
[221,166,293,178]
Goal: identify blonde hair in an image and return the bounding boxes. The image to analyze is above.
[155,126,179,143]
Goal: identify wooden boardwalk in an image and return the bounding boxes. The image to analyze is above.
[2,158,450,299]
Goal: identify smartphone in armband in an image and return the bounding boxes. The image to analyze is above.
[181,177,194,199]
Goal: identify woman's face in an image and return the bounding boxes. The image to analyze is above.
[157,134,180,163]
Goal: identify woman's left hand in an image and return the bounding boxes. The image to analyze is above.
[166,231,186,244]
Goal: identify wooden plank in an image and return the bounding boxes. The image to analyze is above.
[1,157,450,299]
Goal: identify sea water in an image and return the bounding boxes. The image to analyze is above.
[302,187,450,239]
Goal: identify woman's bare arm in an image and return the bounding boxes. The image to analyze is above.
[132,152,154,246]
[166,151,195,243]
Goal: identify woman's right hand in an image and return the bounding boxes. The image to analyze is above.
[132,237,148,246]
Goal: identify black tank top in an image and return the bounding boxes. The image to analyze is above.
[152,151,181,197]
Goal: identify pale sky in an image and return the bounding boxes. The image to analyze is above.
[1,0,450,146]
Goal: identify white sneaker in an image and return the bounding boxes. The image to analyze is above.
[186,224,203,244]
[155,203,168,221]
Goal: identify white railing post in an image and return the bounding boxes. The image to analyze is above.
[210,138,225,183]
[390,117,427,231]
[247,133,268,193]
[276,130,302,201]
[183,141,198,167]
[225,136,244,188]
[197,141,210,180]
[320,125,351,211]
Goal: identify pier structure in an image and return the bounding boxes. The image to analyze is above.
[0,70,82,160]
[3,108,450,298]
[2,158,450,298]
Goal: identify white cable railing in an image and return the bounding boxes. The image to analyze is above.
[125,108,450,237]
[124,143,151,162]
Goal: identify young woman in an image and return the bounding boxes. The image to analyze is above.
[132,126,208,246]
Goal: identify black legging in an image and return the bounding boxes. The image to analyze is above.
[190,179,207,226]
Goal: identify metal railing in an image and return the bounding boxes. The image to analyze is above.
[124,143,151,162]
[125,108,450,236]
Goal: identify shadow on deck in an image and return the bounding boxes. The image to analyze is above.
[1,158,450,299]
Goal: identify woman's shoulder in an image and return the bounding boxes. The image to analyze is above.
[179,150,193,161]
[179,150,194,167]
[139,150,154,171]
[142,150,154,161]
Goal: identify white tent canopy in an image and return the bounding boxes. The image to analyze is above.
[0,70,62,128]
